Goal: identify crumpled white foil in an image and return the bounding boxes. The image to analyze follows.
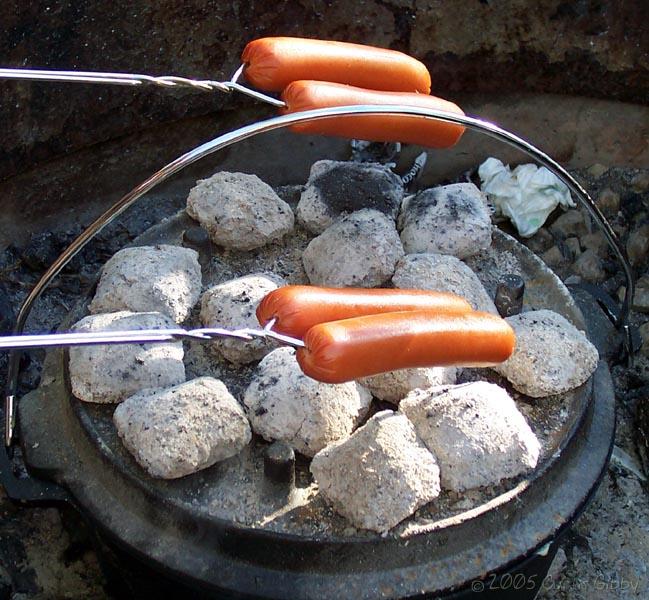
[478,157,575,238]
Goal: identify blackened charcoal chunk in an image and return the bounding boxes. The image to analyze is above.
[310,411,441,532]
[186,171,294,251]
[297,161,404,234]
[243,347,371,457]
[401,382,540,491]
[303,209,404,288]
[200,273,286,364]
[114,377,251,479]
[399,183,492,259]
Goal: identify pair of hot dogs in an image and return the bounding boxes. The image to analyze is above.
[241,37,465,149]
[257,286,516,384]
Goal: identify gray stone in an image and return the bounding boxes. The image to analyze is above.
[392,253,498,314]
[492,310,599,397]
[596,188,620,213]
[540,245,564,268]
[400,382,540,491]
[186,172,294,251]
[398,183,492,259]
[581,231,609,257]
[359,367,457,404]
[588,163,609,178]
[573,248,606,282]
[243,347,371,457]
[310,411,441,532]
[114,377,251,479]
[200,273,286,364]
[89,245,202,323]
[523,227,554,255]
[296,160,404,234]
[632,276,649,313]
[549,210,589,239]
[564,237,582,260]
[631,171,649,193]
[626,224,649,266]
[302,209,404,287]
[69,311,185,403]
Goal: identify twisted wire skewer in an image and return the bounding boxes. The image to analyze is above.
[0,67,286,107]
[0,321,305,351]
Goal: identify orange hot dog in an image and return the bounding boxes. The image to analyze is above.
[296,310,516,384]
[257,285,472,339]
[281,81,465,149]
[242,37,431,93]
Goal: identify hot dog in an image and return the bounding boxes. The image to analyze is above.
[242,37,431,93]
[257,285,472,338]
[281,81,465,148]
[296,310,516,384]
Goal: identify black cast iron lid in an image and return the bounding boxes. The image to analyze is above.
[13,210,616,598]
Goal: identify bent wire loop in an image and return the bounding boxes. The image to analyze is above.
[1,104,634,446]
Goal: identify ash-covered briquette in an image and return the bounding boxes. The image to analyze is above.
[398,183,492,259]
[492,309,599,397]
[359,366,457,404]
[186,171,294,251]
[243,347,371,457]
[400,382,541,492]
[392,253,498,314]
[69,311,185,403]
[200,273,287,364]
[310,411,441,532]
[88,244,202,323]
[296,160,404,234]
[114,377,251,479]
[302,208,404,287]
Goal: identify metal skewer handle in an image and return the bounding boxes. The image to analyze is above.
[0,65,286,107]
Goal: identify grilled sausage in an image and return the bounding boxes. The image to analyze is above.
[242,37,431,93]
[296,310,516,383]
[257,285,472,338]
[281,80,465,148]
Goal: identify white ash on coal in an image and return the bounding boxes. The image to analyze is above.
[398,183,492,259]
[310,411,441,533]
[359,366,457,404]
[400,382,540,492]
[392,253,498,314]
[186,171,294,251]
[69,311,185,403]
[492,309,599,398]
[297,160,404,234]
[200,273,287,364]
[114,377,251,479]
[89,245,202,323]
[302,208,404,287]
[243,347,371,457]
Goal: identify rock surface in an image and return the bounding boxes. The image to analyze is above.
[200,273,286,364]
[359,367,457,404]
[113,377,251,479]
[186,172,294,250]
[297,160,404,234]
[392,253,498,314]
[493,309,599,397]
[243,347,371,457]
[310,411,441,532]
[69,311,185,403]
[400,382,540,491]
[398,183,492,259]
[302,209,404,287]
[89,245,202,323]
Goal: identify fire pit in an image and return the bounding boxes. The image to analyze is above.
[5,112,618,598]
